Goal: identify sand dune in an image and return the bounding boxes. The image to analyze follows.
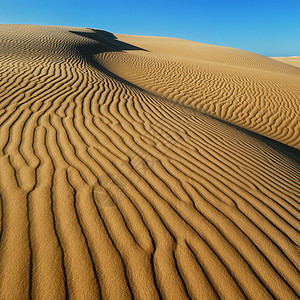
[271,56,300,68]
[0,24,299,299]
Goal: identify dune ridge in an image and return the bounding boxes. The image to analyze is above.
[0,25,299,299]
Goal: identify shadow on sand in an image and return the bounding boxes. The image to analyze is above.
[69,28,148,85]
[69,29,300,164]
[69,29,147,61]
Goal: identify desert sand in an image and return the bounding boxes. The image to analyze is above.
[0,24,299,299]
[271,56,300,68]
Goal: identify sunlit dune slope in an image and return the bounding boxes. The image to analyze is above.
[99,34,300,149]
[271,56,300,68]
[0,25,299,299]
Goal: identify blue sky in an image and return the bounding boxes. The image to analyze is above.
[0,0,299,56]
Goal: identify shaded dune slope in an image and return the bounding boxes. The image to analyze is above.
[0,25,299,299]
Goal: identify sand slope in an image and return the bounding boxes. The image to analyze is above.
[100,35,300,149]
[271,56,300,68]
[0,25,299,299]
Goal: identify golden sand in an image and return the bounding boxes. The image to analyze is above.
[271,56,300,68]
[0,25,299,299]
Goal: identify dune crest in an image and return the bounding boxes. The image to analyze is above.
[0,25,299,299]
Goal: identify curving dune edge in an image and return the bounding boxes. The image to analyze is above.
[0,25,299,299]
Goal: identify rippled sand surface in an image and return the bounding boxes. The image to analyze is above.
[0,25,299,299]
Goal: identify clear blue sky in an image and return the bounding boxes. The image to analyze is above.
[0,0,299,56]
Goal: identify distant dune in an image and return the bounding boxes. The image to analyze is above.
[271,56,300,68]
[0,25,299,299]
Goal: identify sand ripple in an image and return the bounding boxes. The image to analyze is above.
[0,25,299,299]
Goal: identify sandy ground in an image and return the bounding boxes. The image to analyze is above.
[0,24,299,299]
[271,56,300,68]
